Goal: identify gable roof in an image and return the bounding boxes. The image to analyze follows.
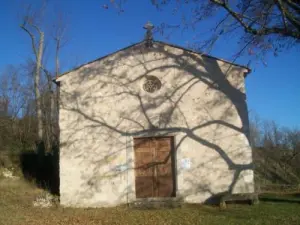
[55,40,251,81]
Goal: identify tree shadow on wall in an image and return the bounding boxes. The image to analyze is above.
[20,143,59,195]
[58,41,254,205]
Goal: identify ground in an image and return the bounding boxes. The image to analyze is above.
[1,178,300,225]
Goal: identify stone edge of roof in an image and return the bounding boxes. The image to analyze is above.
[53,40,251,83]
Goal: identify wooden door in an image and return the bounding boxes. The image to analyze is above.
[134,137,155,198]
[134,136,175,198]
[155,137,175,197]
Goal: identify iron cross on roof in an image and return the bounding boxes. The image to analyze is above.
[143,21,154,47]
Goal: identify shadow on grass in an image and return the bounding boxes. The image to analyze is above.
[259,194,300,204]
[19,144,59,195]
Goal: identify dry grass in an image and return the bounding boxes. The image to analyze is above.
[1,178,300,225]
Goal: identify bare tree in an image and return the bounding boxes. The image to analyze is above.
[0,65,37,154]
[51,12,69,77]
[48,12,68,148]
[19,3,68,151]
[262,120,285,149]
[249,112,262,147]
[107,0,300,60]
[0,66,25,119]
[20,5,45,149]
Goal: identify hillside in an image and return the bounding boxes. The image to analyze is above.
[253,148,300,188]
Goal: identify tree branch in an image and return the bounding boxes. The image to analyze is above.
[275,0,288,31]
[31,23,44,36]
[285,0,300,12]
[279,0,300,30]
[20,24,38,61]
[211,0,300,39]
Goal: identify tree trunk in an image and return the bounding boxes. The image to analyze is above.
[46,77,54,152]
[35,32,44,144]
[55,39,60,78]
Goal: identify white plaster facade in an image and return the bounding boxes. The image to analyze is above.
[56,41,254,207]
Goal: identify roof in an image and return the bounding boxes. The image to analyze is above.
[54,40,251,82]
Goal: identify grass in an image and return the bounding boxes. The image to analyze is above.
[1,178,300,225]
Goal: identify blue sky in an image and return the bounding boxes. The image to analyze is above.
[0,0,299,128]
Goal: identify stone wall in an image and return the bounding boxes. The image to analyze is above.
[57,42,254,207]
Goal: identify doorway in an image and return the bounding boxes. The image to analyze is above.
[134,136,176,198]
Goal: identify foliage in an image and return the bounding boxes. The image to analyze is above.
[249,115,300,185]
[0,62,59,153]
[254,147,300,185]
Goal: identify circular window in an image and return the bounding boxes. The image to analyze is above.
[143,76,162,93]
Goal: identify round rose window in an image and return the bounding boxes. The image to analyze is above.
[143,76,162,93]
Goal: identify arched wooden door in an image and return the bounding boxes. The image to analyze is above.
[134,136,176,198]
